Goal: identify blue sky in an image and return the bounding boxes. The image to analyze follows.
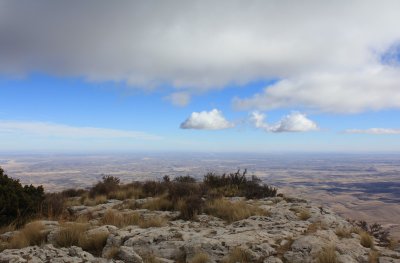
[0,1,400,153]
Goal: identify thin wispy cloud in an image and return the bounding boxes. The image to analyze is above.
[344,128,400,135]
[0,120,161,140]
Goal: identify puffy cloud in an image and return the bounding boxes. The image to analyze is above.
[1,1,400,114]
[250,111,318,133]
[0,120,161,140]
[180,109,233,130]
[344,128,400,134]
[165,92,191,107]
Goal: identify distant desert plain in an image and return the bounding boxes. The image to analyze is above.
[1,153,399,239]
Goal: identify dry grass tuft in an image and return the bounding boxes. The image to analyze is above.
[138,217,167,228]
[9,221,46,249]
[83,195,107,206]
[276,238,294,259]
[54,222,88,247]
[223,247,252,263]
[100,209,166,228]
[142,196,174,211]
[335,227,352,239]
[108,187,141,200]
[317,246,338,263]
[368,250,380,263]
[360,231,374,248]
[205,198,268,223]
[79,232,109,256]
[298,209,311,220]
[189,252,210,263]
[104,246,120,259]
[101,210,140,228]
[306,222,322,234]
[141,252,161,263]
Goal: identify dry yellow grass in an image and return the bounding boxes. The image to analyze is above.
[335,227,352,238]
[298,209,311,220]
[205,198,268,223]
[79,232,109,256]
[142,196,174,211]
[9,221,46,249]
[368,250,379,263]
[104,246,120,259]
[222,247,252,263]
[54,222,88,247]
[360,231,374,248]
[141,252,161,263]
[101,210,140,228]
[276,238,294,259]
[108,187,142,200]
[317,246,338,263]
[189,252,210,263]
[0,224,15,235]
[138,217,167,228]
[83,195,107,206]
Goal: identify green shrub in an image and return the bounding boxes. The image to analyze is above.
[0,167,45,227]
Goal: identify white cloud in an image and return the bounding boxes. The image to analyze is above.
[344,128,400,135]
[250,111,318,133]
[0,120,161,140]
[180,109,233,130]
[165,92,191,107]
[234,66,400,113]
[1,1,400,113]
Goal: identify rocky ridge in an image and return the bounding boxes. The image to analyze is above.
[1,196,399,263]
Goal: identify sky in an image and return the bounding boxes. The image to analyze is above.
[0,0,400,153]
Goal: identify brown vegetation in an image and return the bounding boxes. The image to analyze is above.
[317,246,338,263]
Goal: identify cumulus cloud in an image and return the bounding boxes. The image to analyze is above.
[165,92,191,107]
[250,111,318,133]
[1,1,400,112]
[344,128,400,134]
[0,120,161,140]
[180,109,233,130]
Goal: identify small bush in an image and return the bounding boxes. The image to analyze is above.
[360,231,374,248]
[189,252,210,263]
[141,181,167,197]
[142,196,174,211]
[317,246,338,263]
[223,247,252,263]
[205,198,268,223]
[174,176,196,183]
[168,182,201,202]
[176,195,204,220]
[61,188,87,198]
[9,221,46,249]
[89,175,120,198]
[41,193,66,219]
[55,223,88,247]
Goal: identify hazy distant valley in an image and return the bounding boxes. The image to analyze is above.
[1,153,399,238]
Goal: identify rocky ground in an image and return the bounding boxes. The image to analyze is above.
[1,196,399,263]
